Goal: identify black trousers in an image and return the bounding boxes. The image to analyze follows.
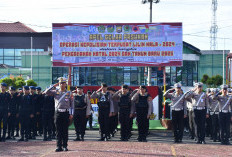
[136,107,149,140]
[42,112,53,138]
[172,110,184,141]
[88,114,93,128]
[19,113,30,139]
[15,116,20,134]
[73,109,87,137]
[35,114,43,134]
[7,114,16,136]
[119,107,130,139]
[205,115,212,137]
[219,112,231,143]
[0,110,8,138]
[109,114,118,134]
[98,107,110,137]
[30,116,36,137]
[55,111,69,148]
[129,117,134,135]
[194,109,206,142]
[211,113,220,141]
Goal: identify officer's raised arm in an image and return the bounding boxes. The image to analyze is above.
[112,90,121,102]
[131,89,140,103]
[163,88,174,99]
[44,83,59,96]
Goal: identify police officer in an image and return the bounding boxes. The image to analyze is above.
[0,83,11,142]
[29,86,38,139]
[18,86,34,142]
[213,85,232,145]
[6,86,19,140]
[208,88,220,142]
[42,92,55,141]
[131,85,152,142]
[164,83,187,143]
[73,86,91,141]
[45,77,73,152]
[112,84,134,141]
[36,87,43,136]
[185,82,209,144]
[91,83,114,141]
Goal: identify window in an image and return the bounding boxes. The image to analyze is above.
[4,49,14,56]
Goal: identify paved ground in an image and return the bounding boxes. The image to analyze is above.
[0,130,232,157]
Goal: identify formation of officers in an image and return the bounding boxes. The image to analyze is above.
[0,77,232,152]
[164,82,232,145]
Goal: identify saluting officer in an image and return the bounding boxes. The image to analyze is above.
[44,77,73,152]
[6,86,19,140]
[112,84,134,141]
[208,88,220,142]
[73,86,91,141]
[18,86,34,142]
[0,83,11,142]
[213,85,232,145]
[185,82,209,144]
[131,85,153,142]
[164,83,187,143]
[91,83,114,141]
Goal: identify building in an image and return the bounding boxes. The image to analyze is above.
[199,50,229,82]
[0,22,52,89]
[0,22,229,89]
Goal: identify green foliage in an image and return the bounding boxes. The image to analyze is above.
[0,77,13,87]
[201,74,209,84]
[15,80,26,89]
[0,76,37,89]
[214,75,223,86]
[26,79,37,87]
[206,78,214,87]
[202,74,223,88]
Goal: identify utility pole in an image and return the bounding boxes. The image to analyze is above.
[142,0,160,86]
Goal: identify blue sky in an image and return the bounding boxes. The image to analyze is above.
[0,0,231,51]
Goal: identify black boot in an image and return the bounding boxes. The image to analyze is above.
[81,135,84,141]
[73,134,81,141]
[98,134,104,141]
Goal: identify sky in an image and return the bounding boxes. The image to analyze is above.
[0,0,232,51]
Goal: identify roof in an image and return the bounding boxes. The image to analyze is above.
[201,50,230,55]
[183,41,201,54]
[0,64,15,69]
[0,22,36,33]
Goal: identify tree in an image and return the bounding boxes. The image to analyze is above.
[214,75,223,86]
[201,74,209,84]
[15,80,26,89]
[26,79,37,87]
[206,77,214,87]
[0,77,13,87]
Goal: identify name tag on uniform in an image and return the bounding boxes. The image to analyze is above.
[201,99,204,102]
[56,92,60,95]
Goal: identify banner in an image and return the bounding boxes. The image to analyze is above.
[52,23,182,67]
